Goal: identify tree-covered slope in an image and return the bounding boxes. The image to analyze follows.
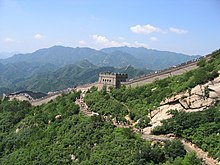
[16,62,151,93]
[0,62,57,87]
[0,60,151,94]
[0,93,201,164]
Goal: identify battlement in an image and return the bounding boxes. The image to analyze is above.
[99,72,128,88]
[99,72,128,77]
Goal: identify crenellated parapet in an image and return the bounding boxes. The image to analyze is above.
[99,72,128,88]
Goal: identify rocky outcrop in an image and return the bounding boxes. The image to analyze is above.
[160,74,220,112]
[144,72,220,134]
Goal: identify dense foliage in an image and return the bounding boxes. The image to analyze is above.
[85,86,128,122]
[0,93,201,164]
[152,103,220,159]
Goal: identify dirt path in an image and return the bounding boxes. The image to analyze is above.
[76,94,131,129]
[142,134,216,165]
[181,139,216,165]
[75,94,94,116]
[141,134,173,141]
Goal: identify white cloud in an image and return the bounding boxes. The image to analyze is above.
[150,37,158,41]
[56,41,63,45]
[4,37,14,42]
[79,40,86,45]
[92,34,126,47]
[130,24,162,34]
[117,36,125,40]
[92,35,108,44]
[169,27,188,34]
[121,42,131,46]
[92,34,148,48]
[34,34,45,40]
[130,24,188,35]
[134,41,148,48]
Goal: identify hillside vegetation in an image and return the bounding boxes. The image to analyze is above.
[0,93,201,164]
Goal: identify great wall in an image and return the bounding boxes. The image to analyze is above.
[27,56,202,105]
[123,59,198,87]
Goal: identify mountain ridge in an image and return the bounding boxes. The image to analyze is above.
[0,45,200,70]
[101,46,200,69]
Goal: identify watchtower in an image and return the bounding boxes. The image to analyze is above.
[98,72,128,88]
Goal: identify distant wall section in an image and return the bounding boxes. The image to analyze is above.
[123,61,198,88]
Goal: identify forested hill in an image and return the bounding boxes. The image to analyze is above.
[0,92,201,164]
[0,45,200,70]
[0,62,57,86]
[0,60,151,94]
[16,62,150,93]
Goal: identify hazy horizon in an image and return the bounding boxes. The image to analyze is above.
[0,45,203,59]
[0,0,219,55]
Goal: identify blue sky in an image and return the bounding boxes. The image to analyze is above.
[0,0,219,55]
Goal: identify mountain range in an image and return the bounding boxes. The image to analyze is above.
[0,45,200,70]
[0,45,201,94]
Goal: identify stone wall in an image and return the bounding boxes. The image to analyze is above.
[123,62,198,88]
